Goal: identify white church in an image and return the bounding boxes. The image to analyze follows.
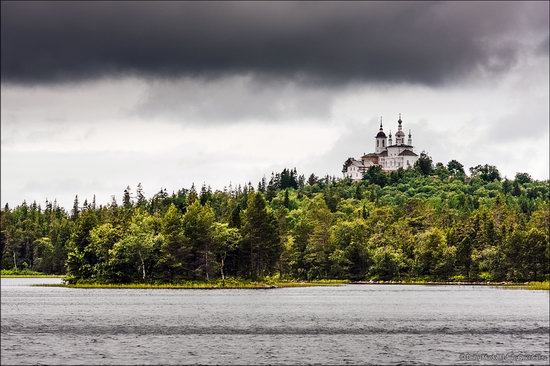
[343,114,419,180]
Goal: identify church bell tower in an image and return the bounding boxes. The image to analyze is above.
[375,117,387,154]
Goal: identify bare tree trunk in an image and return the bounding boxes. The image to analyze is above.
[220,256,225,287]
[205,249,209,282]
[138,250,146,280]
[250,248,253,280]
[13,251,17,271]
[256,246,261,280]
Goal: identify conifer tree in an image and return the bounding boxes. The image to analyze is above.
[71,195,79,220]
[159,205,189,280]
[123,186,132,208]
[136,183,146,207]
[240,193,281,280]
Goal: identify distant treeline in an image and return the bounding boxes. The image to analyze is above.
[1,154,549,283]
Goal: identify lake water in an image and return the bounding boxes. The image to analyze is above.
[1,278,548,365]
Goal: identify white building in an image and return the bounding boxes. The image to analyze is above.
[343,114,419,180]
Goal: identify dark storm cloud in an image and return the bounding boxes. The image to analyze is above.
[537,35,550,56]
[1,1,548,85]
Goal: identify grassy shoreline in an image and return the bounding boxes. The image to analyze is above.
[497,281,549,290]
[38,279,347,289]
[1,274,65,278]
[29,279,549,290]
[1,270,64,278]
[350,280,550,290]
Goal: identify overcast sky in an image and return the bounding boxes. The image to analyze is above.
[1,1,549,208]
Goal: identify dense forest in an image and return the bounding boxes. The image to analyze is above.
[1,154,549,284]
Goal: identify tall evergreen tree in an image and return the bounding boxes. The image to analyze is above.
[182,201,215,280]
[71,195,79,220]
[123,186,132,208]
[240,193,281,279]
[159,205,189,280]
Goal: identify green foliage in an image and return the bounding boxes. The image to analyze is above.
[414,152,434,176]
[105,211,162,283]
[469,164,501,182]
[1,268,62,277]
[1,165,548,284]
[447,159,465,178]
[240,193,281,280]
[211,222,241,282]
[363,165,388,187]
[413,228,456,279]
[515,172,532,185]
[370,246,405,280]
[159,205,188,280]
[182,201,215,280]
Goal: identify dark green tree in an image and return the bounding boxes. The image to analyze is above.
[240,193,281,280]
[447,159,465,178]
[182,201,215,280]
[414,152,434,176]
[469,164,501,182]
[363,166,387,187]
[71,195,79,220]
[159,205,189,280]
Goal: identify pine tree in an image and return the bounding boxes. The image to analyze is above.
[229,203,242,228]
[307,174,318,186]
[182,201,215,280]
[123,186,132,208]
[199,184,212,205]
[187,184,198,206]
[240,193,281,280]
[283,190,290,209]
[71,195,79,220]
[110,195,118,208]
[136,183,146,207]
[160,205,189,280]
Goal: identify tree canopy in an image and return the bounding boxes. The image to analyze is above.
[1,161,548,283]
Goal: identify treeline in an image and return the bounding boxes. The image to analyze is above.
[1,156,548,283]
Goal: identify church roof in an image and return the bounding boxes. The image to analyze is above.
[342,157,366,173]
[398,149,418,157]
[387,144,413,148]
[343,157,364,167]
[362,153,379,158]
[376,131,387,138]
[378,150,388,157]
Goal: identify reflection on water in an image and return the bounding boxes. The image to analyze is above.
[1,277,64,286]
[1,278,548,365]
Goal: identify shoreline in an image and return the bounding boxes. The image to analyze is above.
[350,280,550,290]
[1,275,65,278]
[24,279,549,290]
[36,280,347,289]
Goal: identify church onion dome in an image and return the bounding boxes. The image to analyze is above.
[376,131,387,138]
[398,149,418,156]
[395,130,405,137]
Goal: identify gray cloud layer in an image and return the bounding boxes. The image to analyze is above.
[2,1,548,86]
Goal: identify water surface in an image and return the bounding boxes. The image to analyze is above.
[1,278,548,365]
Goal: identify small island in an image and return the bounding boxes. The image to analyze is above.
[2,162,548,290]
